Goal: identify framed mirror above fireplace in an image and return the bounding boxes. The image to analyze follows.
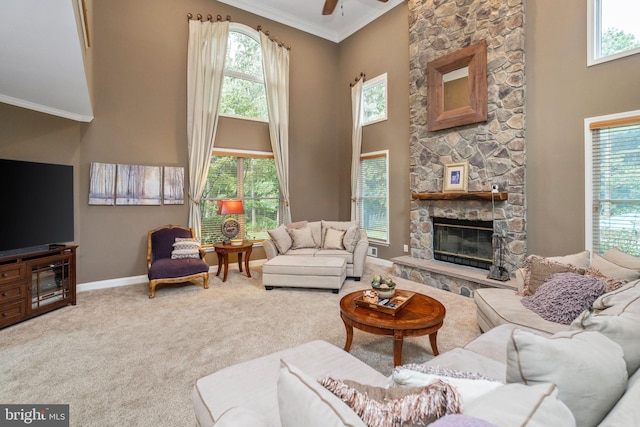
[427,40,488,131]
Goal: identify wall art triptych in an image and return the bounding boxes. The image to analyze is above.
[89,162,184,206]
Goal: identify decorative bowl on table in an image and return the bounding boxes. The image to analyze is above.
[371,275,396,299]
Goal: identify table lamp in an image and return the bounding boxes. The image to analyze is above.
[218,199,244,245]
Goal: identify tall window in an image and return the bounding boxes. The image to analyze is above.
[357,151,389,244]
[362,73,387,125]
[219,24,268,121]
[588,0,640,66]
[585,111,640,257]
[200,150,281,245]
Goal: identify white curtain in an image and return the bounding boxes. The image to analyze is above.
[260,33,292,225]
[350,79,364,221]
[186,20,229,237]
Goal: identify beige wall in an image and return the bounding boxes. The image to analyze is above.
[2,0,639,283]
[338,5,410,261]
[79,0,342,282]
[1,0,340,283]
[525,0,640,256]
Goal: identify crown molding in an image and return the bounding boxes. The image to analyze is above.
[218,0,404,43]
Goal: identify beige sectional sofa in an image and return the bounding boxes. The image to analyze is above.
[193,249,640,426]
[262,220,369,291]
[475,248,640,334]
[193,279,640,426]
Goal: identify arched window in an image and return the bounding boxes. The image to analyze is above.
[219,24,268,121]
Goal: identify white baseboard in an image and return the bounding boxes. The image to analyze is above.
[77,259,268,292]
[77,275,148,292]
[366,256,393,268]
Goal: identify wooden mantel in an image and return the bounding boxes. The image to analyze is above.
[412,191,508,201]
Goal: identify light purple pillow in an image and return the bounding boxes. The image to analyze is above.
[521,272,607,324]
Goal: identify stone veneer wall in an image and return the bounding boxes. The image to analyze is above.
[406,0,527,280]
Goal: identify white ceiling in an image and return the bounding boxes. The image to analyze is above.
[0,0,93,122]
[218,0,405,43]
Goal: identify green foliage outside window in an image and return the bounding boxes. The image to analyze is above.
[601,28,640,57]
[363,78,387,125]
[200,155,280,245]
[225,31,263,76]
[219,30,268,121]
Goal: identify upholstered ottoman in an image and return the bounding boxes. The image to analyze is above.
[262,256,346,293]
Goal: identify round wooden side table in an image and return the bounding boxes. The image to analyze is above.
[213,241,253,282]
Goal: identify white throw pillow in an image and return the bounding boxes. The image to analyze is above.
[597,368,640,426]
[212,406,270,427]
[572,280,640,375]
[323,228,346,250]
[548,250,591,268]
[277,359,366,427]
[571,308,640,376]
[307,221,323,248]
[464,383,576,427]
[267,225,292,254]
[592,279,640,311]
[389,369,503,407]
[287,226,316,250]
[171,237,200,259]
[602,247,640,270]
[506,328,627,427]
[342,225,361,252]
[321,220,356,232]
[287,220,308,230]
[591,254,640,281]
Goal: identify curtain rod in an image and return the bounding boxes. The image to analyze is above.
[186,13,231,22]
[256,25,291,50]
[349,72,365,87]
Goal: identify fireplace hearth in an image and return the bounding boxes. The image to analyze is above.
[432,218,493,270]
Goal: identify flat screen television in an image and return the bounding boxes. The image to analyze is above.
[0,159,74,257]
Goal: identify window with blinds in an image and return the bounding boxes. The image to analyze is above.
[200,150,280,245]
[587,113,640,256]
[357,151,389,243]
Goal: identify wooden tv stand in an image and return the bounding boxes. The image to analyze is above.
[0,245,77,329]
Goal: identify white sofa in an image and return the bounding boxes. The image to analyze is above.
[263,220,369,282]
[192,275,640,427]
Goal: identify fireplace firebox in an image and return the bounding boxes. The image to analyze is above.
[432,218,493,270]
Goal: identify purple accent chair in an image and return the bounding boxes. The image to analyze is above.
[146,225,209,299]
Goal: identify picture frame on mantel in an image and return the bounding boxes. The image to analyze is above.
[442,161,469,193]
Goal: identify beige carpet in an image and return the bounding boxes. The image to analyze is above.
[0,262,480,426]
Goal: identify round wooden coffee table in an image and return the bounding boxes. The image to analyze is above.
[339,291,446,366]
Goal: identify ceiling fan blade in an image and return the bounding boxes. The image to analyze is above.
[378,0,389,2]
[322,0,339,15]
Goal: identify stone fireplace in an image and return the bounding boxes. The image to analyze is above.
[392,0,527,297]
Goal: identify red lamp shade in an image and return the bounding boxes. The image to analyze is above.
[217,199,244,215]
